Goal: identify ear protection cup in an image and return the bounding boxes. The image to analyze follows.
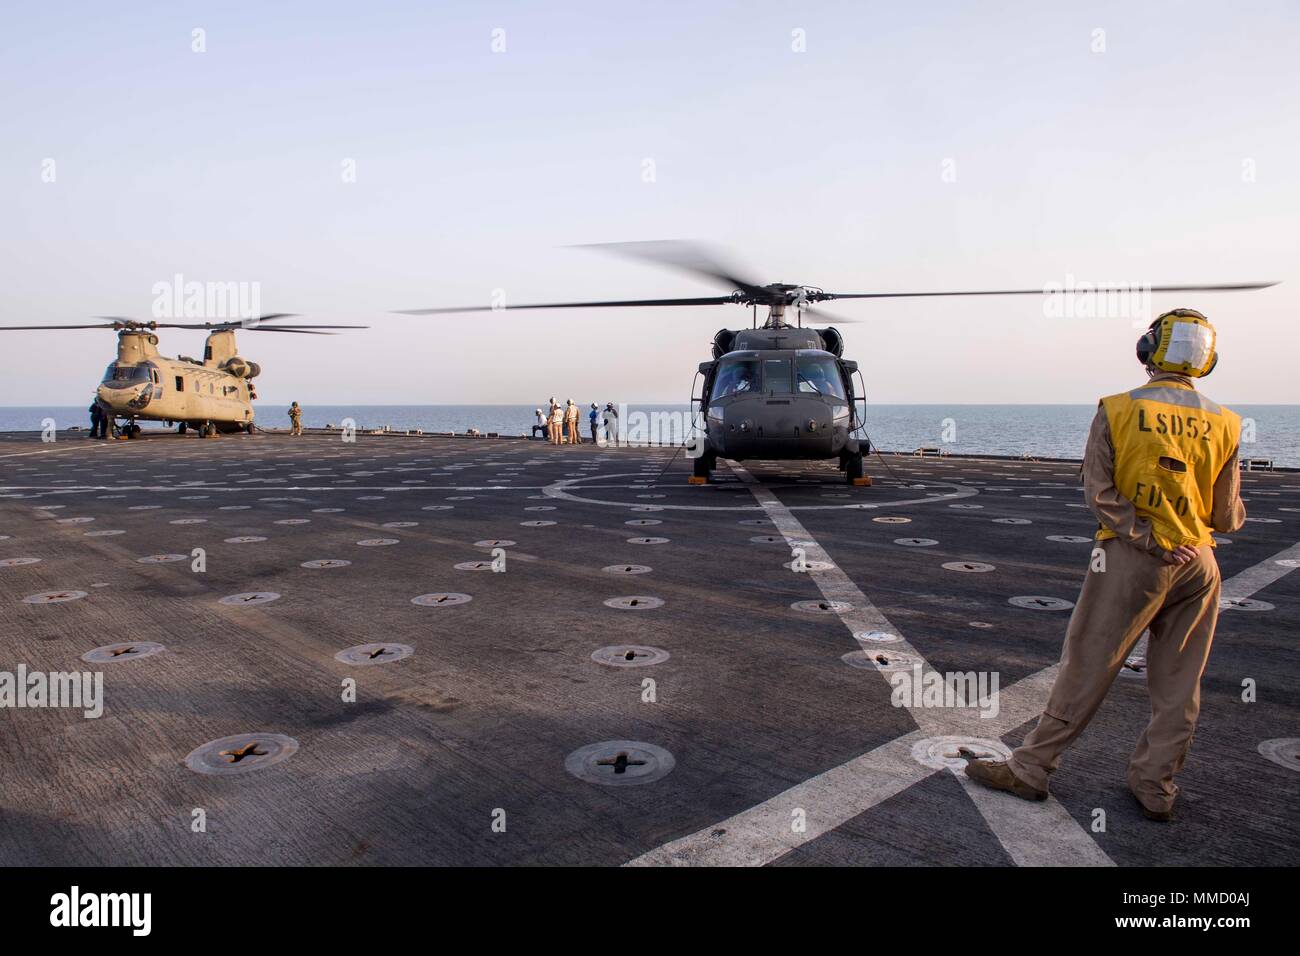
[1135,322,1160,366]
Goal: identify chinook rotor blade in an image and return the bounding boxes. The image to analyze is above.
[573,240,768,298]
[0,322,120,330]
[817,281,1280,302]
[234,326,348,335]
[235,323,368,331]
[90,312,301,330]
[396,296,737,315]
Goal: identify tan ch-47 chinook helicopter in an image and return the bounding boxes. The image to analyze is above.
[0,314,365,438]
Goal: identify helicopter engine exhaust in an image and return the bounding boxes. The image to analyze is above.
[221,358,261,379]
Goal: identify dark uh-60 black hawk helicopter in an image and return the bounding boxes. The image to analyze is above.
[401,241,1273,484]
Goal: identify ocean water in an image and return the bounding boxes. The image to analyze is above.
[4,403,1297,467]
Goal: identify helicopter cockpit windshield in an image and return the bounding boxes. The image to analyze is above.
[101,364,150,384]
[795,353,847,401]
[710,357,760,400]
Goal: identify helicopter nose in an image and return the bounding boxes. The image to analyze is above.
[97,382,147,412]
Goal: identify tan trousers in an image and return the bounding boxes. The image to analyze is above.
[1008,538,1221,812]
[290,418,302,436]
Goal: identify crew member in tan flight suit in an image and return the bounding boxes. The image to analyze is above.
[966,309,1245,821]
[288,401,304,436]
[564,398,580,444]
[548,398,563,445]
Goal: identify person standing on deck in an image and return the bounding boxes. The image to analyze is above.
[548,399,563,445]
[602,402,619,447]
[965,309,1245,822]
[288,401,304,436]
[588,403,599,444]
[564,399,580,444]
[88,399,105,439]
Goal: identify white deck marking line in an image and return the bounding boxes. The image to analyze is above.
[628,664,1064,867]
[632,504,1299,866]
[0,484,556,493]
[0,443,117,460]
[725,463,1115,866]
[955,775,1114,867]
[630,462,1115,867]
[1220,540,1300,602]
[629,731,934,866]
[543,472,975,512]
[1131,540,1300,660]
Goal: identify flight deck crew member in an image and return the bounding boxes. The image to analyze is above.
[548,399,563,445]
[532,408,547,439]
[965,309,1245,821]
[589,403,599,443]
[88,399,104,439]
[564,399,580,444]
[288,401,303,436]
[602,402,619,446]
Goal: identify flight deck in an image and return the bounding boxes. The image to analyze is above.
[1,431,1296,867]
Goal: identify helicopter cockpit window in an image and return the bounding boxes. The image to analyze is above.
[101,364,150,384]
[763,359,792,393]
[710,359,760,400]
[796,355,847,400]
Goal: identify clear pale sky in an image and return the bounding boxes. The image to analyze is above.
[2,0,1296,406]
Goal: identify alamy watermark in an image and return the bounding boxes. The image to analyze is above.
[597,404,703,456]
[890,663,1000,718]
[151,273,261,322]
[1,665,103,718]
[1042,276,1152,324]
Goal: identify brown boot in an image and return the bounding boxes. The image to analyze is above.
[964,759,1049,802]
[1133,793,1174,822]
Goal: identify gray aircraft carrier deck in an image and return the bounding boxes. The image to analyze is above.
[1,430,1296,867]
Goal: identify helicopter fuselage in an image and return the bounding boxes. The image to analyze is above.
[695,325,864,478]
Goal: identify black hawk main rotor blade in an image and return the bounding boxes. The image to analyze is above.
[396,296,737,315]
[819,281,1280,301]
[573,240,768,298]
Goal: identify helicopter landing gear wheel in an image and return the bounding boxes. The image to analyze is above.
[201,422,218,439]
[245,422,257,434]
[125,422,141,439]
[845,450,864,485]
[692,451,716,483]
[177,422,187,434]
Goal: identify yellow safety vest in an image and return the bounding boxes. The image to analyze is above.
[1097,381,1238,550]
